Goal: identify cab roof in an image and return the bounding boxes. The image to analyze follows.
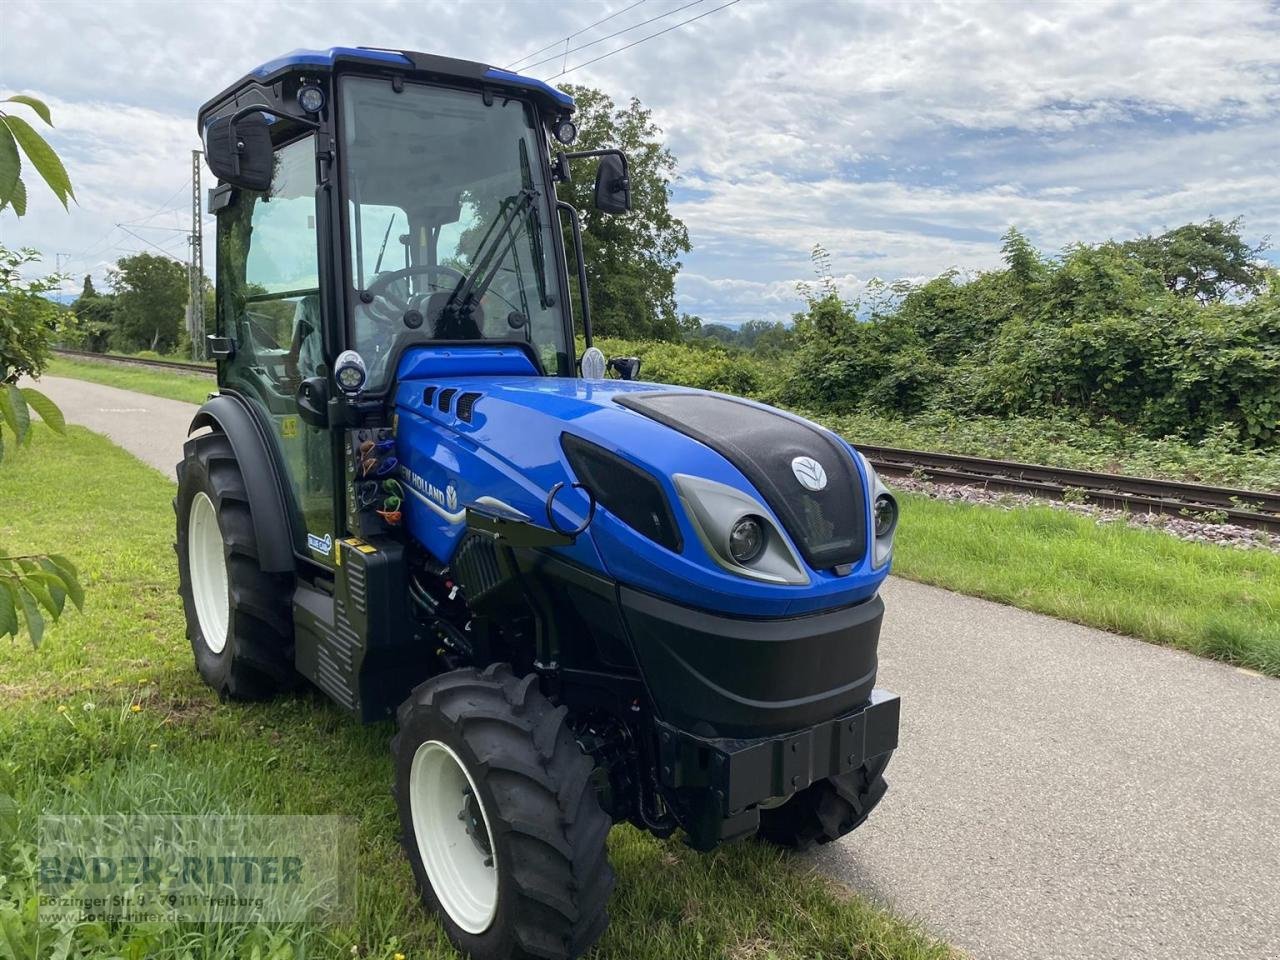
[197,46,574,130]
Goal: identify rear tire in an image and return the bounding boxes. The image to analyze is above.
[757,751,892,851]
[175,430,295,700]
[392,664,615,960]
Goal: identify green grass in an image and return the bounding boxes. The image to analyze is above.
[44,357,214,405]
[0,426,953,960]
[893,492,1280,675]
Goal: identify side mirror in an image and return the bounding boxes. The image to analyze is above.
[608,356,641,381]
[203,111,274,192]
[593,153,631,214]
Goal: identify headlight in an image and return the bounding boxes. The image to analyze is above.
[874,493,898,539]
[674,474,808,585]
[857,452,897,568]
[728,515,765,564]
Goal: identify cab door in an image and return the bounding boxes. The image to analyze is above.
[213,133,338,564]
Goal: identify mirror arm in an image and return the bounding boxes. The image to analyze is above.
[218,105,320,177]
[564,147,630,191]
[556,200,593,348]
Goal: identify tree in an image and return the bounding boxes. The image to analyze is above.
[557,85,691,340]
[109,253,188,352]
[1122,217,1270,304]
[0,94,74,215]
[69,273,116,352]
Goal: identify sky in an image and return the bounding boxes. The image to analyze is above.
[3,0,1279,326]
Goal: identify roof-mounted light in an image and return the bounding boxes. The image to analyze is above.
[297,85,325,114]
[552,117,578,146]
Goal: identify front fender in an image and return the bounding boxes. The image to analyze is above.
[188,392,297,573]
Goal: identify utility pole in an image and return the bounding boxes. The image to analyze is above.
[188,149,205,360]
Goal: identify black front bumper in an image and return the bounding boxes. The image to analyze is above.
[657,689,900,849]
[620,587,885,739]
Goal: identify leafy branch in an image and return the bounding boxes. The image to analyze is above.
[0,554,83,647]
[0,94,74,215]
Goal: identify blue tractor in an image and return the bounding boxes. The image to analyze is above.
[176,48,900,960]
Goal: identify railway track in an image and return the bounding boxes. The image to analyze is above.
[53,347,215,375]
[859,444,1280,533]
[51,349,1280,532]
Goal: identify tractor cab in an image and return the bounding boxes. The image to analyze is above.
[179,47,900,960]
[196,48,626,571]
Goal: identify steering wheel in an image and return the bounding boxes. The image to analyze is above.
[363,264,466,312]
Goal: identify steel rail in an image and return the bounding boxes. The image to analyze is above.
[858,444,1280,532]
[53,347,215,375]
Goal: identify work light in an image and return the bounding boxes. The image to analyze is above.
[297,85,325,114]
[553,118,578,145]
[334,350,367,395]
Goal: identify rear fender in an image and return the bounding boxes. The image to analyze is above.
[188,393,297,573]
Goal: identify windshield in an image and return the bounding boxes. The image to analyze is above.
[341,76,569,390]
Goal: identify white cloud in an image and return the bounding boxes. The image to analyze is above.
[1,0,1277,321]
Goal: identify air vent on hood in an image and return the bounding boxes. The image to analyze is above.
[437,387,457,413]
[421,386,437,406]
[456,391,481,422]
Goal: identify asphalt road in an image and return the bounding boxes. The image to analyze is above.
[29,375,203,479]
[34,375,1280,960]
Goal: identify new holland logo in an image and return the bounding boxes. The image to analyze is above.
[790,456,828,491]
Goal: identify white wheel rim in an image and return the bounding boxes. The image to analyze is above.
[188,491,229,654]
[410,739,499,934]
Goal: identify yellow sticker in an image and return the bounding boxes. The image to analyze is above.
[280,416,298,439]
[333,540,342,565]
[358,544,377,554]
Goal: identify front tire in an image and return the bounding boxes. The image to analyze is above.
[392,664,615,960]
[175,430,295,700]
[757,751,892,851]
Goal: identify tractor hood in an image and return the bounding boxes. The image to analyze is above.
[392,346,886,617]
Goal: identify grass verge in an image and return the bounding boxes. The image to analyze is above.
[0,426,952,960]
[894,492,1280,675]
[44,356,213,405]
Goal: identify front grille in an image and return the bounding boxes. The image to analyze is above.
[437,387,457,413]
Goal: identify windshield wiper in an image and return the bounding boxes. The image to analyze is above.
[442,189,536,319]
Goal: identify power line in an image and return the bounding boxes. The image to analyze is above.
[115,223,191,234]
[548,0,741,79]
[519,0,708,75]
[505,0,649,70]
[116,224,188,263]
